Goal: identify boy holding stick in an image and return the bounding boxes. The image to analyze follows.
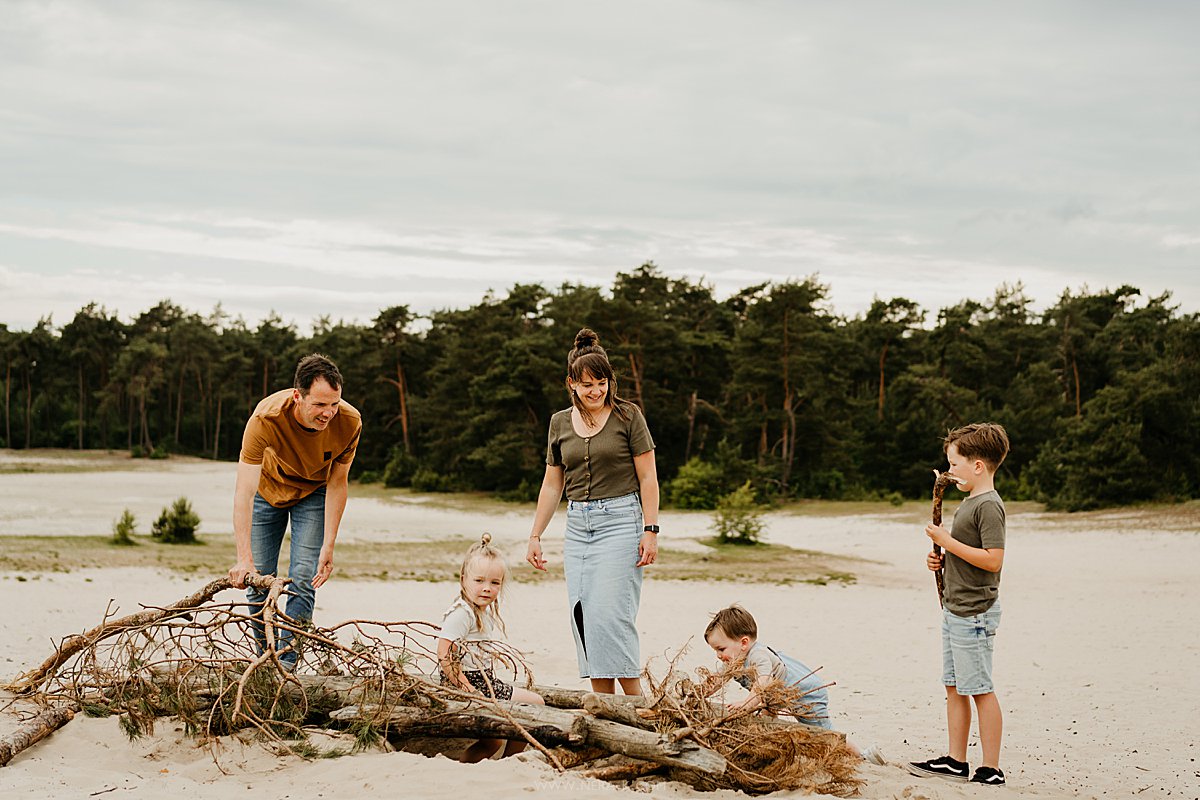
[907,423,1010,787]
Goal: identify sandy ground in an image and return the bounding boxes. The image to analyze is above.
[1,453,1198,799]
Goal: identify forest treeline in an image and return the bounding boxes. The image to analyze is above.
[2,265,1197,511]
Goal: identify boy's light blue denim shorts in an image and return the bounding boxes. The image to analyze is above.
[941,602,1001,695]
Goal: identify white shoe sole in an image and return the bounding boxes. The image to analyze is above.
[904,763,969,782]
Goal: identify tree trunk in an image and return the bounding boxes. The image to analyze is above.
[196,368,209,455]
[877,340,889,421]
[23,368,31,449]
[1072,353,1082,417]
[757,395,769,463]
[397,362,411,453]
[0,705,77,767]
[174,372,185,444]
[212,394,223,460]
[685,391,697,461]
[4,360,10,447]
[139,393,153,453]
[627,352,645,409]
[78,363,85,450]
[780,309,794,494]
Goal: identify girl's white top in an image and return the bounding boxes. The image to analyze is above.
[440,596,500,671]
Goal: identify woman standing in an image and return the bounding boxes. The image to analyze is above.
[526,328,659,695]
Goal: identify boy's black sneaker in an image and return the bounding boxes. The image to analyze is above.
[970,766,1006,786]
[905,755,970,782]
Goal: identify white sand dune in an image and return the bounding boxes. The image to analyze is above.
[3,525,1197,798]
[2,453,1196,798]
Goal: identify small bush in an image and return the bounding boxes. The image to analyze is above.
[382,448,419,488]
[130,445,146,459]
[666,458,726,509]
[805,469,846,500]
[111,509,138,546]
[356,469,382,484]
[152,497,201,544]
[149,445,169,460]
[711,482,766,545]
[410,468,455,493]
[496,477,540,503]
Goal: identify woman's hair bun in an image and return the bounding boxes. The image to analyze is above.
[480,532,492,546]
[574,327,599,349]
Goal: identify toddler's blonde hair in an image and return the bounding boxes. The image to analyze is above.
[459,532,508,635]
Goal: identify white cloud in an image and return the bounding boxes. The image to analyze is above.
[1,0,1198,329]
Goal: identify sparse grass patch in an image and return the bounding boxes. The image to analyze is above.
[651,537,862,585]
[0,533,862,585]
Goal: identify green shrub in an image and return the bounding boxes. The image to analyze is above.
[711,482,766,545]
[111,509,138,546]
[410,468,455,493]
[149,445,169,460]
[805,469,846,500]
[130,445,145,459]
[356,469,382,484]
[666,458,726,509]
[383,448,419,488]
[151,497,201,544]
[496,477,540,503]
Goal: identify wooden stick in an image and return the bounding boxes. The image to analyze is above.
[582,760,664,781]
[4,575,283,694]
[548,745,610,769]
[930,469,962,608]
[0,704,78,767]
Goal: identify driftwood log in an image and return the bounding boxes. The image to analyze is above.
[331,703,584,746]
[582,692,656,730]
[0,704,78,767]
[331,701,727,776]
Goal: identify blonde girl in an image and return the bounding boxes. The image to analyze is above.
[438,533,544,762]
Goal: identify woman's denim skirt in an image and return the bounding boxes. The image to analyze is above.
[564,492,643,679]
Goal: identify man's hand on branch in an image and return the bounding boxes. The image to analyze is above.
[228,560,257,589]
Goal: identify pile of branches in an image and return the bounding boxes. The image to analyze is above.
[1,576,862,795]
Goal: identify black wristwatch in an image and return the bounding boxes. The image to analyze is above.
[643,524,660,534]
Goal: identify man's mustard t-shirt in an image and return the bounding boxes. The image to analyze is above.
[239,389,362,507]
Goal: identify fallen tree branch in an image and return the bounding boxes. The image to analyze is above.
[5,575,283,695]
[582,759,664,781]
[582,692,656,730]
[0,704,78,767]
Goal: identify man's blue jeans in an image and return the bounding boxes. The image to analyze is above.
[247,488,324,666]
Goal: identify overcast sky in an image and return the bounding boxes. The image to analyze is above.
[2,0,1197,332]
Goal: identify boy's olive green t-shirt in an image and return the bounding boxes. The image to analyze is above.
[546,402,655,501]
[239,389,362,508]
[943,490,1006,616]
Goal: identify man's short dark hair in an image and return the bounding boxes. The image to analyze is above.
[294,354,343,394]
